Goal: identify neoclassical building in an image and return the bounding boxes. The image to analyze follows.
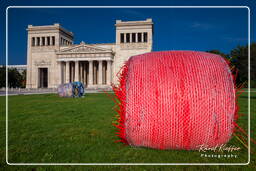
[26,19,153,89]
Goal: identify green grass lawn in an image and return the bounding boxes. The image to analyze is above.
[0,91,255,170]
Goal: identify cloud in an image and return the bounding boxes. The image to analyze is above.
[223,37,248,42]
[190,22,214,30]
[121,9,146,18]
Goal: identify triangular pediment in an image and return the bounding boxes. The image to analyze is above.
[60,42,112,53]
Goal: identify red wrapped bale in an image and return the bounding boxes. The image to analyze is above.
[113,51,236,150]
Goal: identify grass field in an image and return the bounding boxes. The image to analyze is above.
[0,91,255,170]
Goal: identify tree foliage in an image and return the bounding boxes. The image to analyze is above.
[207,43,256,87]
[0,66,26,88]
[230,43,256,87]
[8,68,23,88]
[0,66,6,88]
[206,49,229,59]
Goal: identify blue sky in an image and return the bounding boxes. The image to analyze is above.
[0,0,254,65]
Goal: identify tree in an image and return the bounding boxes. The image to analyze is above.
[0,66,6,88]
[21,70,26,88]
[8,68,23,88]
[230,45,247,86]
[230,43,256,87]
[206,50,229,59]
[207,43,256,87]
[251,43,256,86]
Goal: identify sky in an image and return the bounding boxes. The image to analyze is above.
[0,0,254,65]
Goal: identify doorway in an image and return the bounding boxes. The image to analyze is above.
[38,68,48,88]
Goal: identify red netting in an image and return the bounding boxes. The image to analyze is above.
[113,51,236,150]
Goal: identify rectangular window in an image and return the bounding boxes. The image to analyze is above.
[32,37,35,46]
[42,37,45,46]
[132,33,136,43]
[138,33,142,42]
[143,32,148,42]
[47,37,50,46]
[120,33,124,43]
[37,37,40,46]
[126,33,130,43]
[52,36,55,45]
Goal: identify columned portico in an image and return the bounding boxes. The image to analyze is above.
[56,42,114,88]
[59,60,112,88]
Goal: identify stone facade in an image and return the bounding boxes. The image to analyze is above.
[26,19,153,88]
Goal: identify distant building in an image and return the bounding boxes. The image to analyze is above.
[0,65,27,74]
[26,19,154,88]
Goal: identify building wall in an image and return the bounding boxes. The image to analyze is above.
[26,19,153,88]
[26,24,73,88]
[113,19,153,83]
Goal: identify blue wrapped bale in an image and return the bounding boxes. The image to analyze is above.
[72,81,85,97]
[57,82,85,98]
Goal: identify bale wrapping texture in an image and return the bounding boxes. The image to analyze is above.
[114,51,236,150]
[57,82,84,98]
[57,83,73,97]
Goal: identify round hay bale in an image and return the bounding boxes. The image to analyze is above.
[72,81,85,97]
[57,82,84,98]
[57,83,73,97]
[113,51,236,150]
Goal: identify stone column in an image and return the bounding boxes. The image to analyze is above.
[135,33,138,43]
[98,60,103,85]
[142,32,144,42]
[37,37,40,46]
[71,63,74,82]
[75,61,79,82]
[124,33,127,43]
[88,61,93,86]
[107,61,112,85]
[66,61,70,83]
[35,37,38,46]
[93,62,96,84]
[50,36,52,46]
[63,62,66,83]
[84,62,87,85]
[102,62,106,84]
[60,62,63,84]
[79,62,82,82]
[81,62,84,84]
